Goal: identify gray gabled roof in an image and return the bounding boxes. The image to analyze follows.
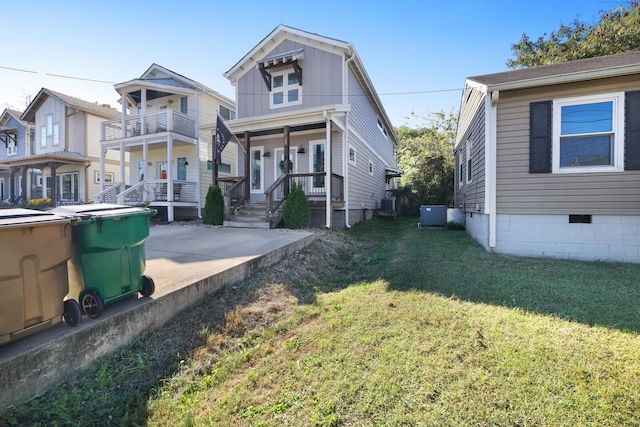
[468,51,640,89]
[21,88,119,123]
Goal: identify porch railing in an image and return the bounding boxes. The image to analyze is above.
[93,181,125,204]
[219,176,246,220]
[265,172,345,225]
[143,179,197,203]
[101,110,197,141]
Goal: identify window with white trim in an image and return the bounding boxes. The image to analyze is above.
[40,126,46,148]
[270,70,302,108]
[377,118,388,138]
[552,92,624,173]
[7,139,17,156]
[348,145,356,166]
[458,150,464,187]
[53,123,60,146]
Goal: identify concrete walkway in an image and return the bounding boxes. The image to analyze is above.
[0,225,314,412]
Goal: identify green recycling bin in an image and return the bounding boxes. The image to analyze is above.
[0,209,82,345]
[53,204,156,319]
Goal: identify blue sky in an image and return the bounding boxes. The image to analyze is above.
[0,0,625,128]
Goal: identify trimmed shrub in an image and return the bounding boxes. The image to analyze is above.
[283,181,310,229]
[203,185,224,225]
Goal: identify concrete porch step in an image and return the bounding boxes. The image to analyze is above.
[223,220,270,229]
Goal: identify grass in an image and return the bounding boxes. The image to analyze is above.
[3,216,640,426]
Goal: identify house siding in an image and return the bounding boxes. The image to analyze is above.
[236,40,343,119]
[35,98,66,154]
[346,70,397,210]
[496,74,640,215]
[0,114,29,200]
[454,98,486,212]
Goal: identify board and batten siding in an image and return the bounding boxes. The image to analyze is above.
[0,116,28,159]
[34,97,65,154]
[496,74,640,215]
[236,40,343,119]
[455,97,486,212]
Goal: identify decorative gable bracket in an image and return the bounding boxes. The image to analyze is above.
[257,48,304,92]
[0,130,16,148]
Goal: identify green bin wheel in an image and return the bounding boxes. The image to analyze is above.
[140,275,155,297]
[82,291,104,319]
[63,299,82,327]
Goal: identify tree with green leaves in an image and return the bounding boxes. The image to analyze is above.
[393,111,456,212]
[508,1,640,69]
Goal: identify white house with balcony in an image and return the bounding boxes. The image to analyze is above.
[96,64,236,221]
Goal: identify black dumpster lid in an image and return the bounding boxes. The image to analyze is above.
[0,208,70,227]
[52,204,154,218]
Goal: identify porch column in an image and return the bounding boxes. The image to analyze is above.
[121,93,126,139]
[212,134,218,186]
[9,167,16,203]
[167,135,174,222]
[120,141,125,185]
[141,89,147,135]
[49,162,57,208]
[325,118,332,228]
[21,167,28,202]
[284,125,290,196]
[100,148,106,193]
[244,131,250,200]
[143,142,149,202]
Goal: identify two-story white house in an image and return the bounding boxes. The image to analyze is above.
[206,25,400,228]
[96,64,236,222]
[0,89,123,207]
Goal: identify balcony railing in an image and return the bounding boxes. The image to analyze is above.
[101,110,197,142]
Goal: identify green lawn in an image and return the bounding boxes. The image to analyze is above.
[4,217,640,426]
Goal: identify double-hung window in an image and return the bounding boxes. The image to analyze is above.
[7,139,17,156]
[270,70,302,108]
[552,93,624,173]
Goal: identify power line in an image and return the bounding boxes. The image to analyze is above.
[1,64,463,98]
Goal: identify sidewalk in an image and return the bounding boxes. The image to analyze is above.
[0,225,315,412]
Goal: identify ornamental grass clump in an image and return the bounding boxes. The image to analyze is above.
[283,181,310,229]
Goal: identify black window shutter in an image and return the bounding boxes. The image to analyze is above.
[530,101,552,173]
[625,91,640,170]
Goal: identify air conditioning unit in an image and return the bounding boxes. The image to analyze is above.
[419,205,447,228]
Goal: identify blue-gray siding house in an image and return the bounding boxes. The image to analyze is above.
[0,109,38,202]
[209,25,400,228]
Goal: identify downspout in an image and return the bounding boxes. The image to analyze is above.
[324,109,331,228]
[343,49,356,228]
[487,90,499,249]
[196,90,202,217]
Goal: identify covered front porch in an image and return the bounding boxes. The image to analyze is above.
[210,105,349,228]
[96,88,200,222]
[0,153,89,207]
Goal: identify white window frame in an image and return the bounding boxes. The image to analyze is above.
[7,139,17,156]
[458,150,464,188]
[250,146,264,193]
[466,140,472,184]
[377,118,388,139]
[40,126,47,148]
[348,145,356,166]
[269,69,302,109]
[552,92,624,174]
[309,140,326,191]
[53,123,60,146]
[46,114,53,136]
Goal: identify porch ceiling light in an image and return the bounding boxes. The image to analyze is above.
[297,144,305,154]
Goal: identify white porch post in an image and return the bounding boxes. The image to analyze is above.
[143,142,148,202]
[120,141,125,186]
[167,135,174,222]
[325,116,332,228]
[141,89,147,135]
[120,93,126,140]
[195,91,201,217]
[100,148,106,194]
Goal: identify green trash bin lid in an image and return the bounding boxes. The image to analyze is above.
[52,204,155,221]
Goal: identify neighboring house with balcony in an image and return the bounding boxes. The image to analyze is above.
[0,89,123,207]
[454,50,640,264]
[206,24,400,228]
[96,63,236,222]
[0,109,38,202]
